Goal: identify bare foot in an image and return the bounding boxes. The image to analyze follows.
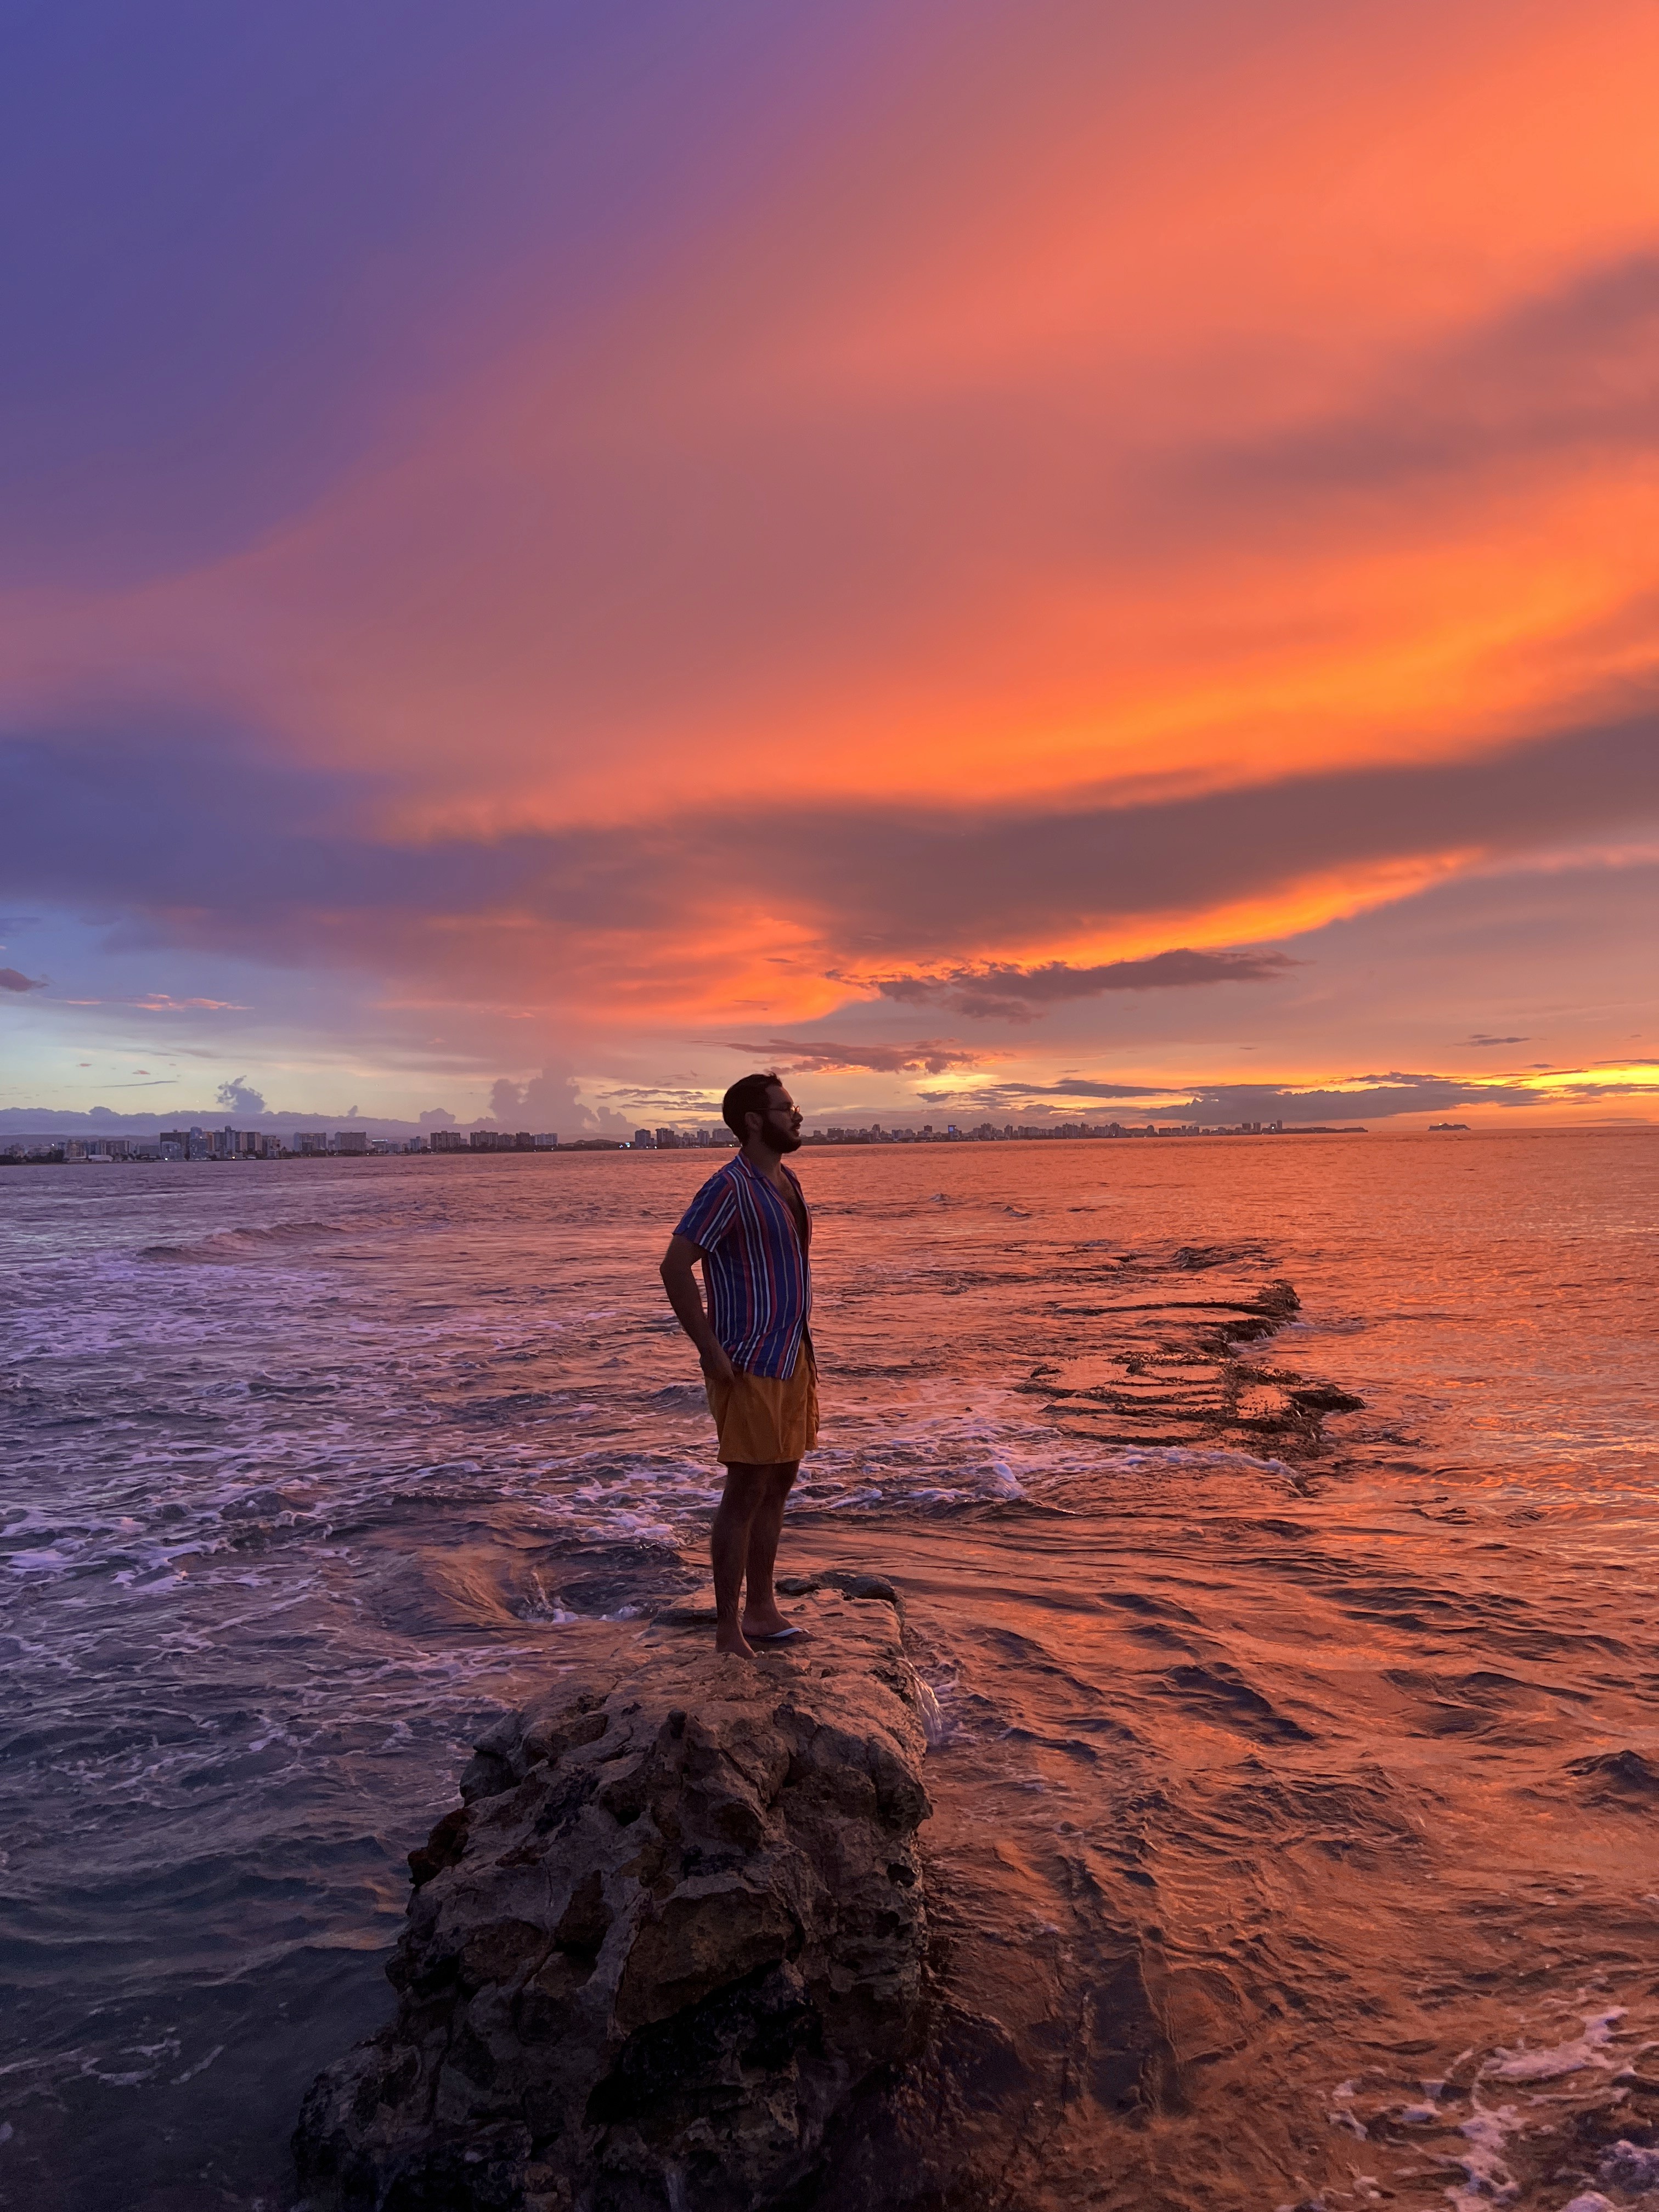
[714,1624,756,1659]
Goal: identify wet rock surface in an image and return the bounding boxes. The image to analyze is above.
[293,1585,933,2211]
[1019,1271,1363,1454]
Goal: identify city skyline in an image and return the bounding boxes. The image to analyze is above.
[7,1110,1369,1164]
[3,2,1656,1132]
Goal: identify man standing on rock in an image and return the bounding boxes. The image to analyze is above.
[660,1071,816,1658]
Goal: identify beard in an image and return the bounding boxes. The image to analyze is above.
[759,1121,803,1155]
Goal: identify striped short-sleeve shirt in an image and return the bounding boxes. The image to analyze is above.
[673,1155,811,1378]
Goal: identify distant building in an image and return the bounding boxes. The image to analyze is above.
[533,1132,558,1149]
[336,1129,369,1154]
[295,1131,329,1156]
[469,1128,523,1150]
[430,1129,467,1152]
[633,1130,656,1149]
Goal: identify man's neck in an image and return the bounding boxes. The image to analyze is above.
[740,1139,791,1187]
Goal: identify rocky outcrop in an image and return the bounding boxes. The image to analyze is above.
[1017,1270,1365,1455]
[294,1579,932,2211]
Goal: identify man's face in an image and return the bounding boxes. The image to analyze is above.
[753,1085,803,1154]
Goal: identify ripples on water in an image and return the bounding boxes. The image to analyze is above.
[3,1132,1657,2210]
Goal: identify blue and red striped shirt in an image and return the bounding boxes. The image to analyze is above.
[673,1154,812,1378]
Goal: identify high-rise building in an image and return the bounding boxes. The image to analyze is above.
[295,1132,329,1155]
[532,1132,559,1149]
[633,1130,656,1149]
[430,1128,467,1152]
[335,1130,369,1154]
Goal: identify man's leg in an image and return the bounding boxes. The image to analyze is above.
[740,1462,799,1639]
[712,1463,771,1657]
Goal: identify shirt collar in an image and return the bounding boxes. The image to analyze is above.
[734,1153,804,1200]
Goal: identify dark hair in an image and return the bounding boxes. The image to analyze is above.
[722,1071,782,1142]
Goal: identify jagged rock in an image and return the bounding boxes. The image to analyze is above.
[1012,1275,1364,1461]
[294,1585,932,2211]
[1286,1384,1364,1413]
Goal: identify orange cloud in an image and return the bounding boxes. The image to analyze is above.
[8,4,1657,834]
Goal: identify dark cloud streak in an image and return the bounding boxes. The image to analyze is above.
[1,706,1653,988]
[724,1037,984,1075]
[877,947,1295,1020]
[1187,252,1659,509]
[916,1069,1658,1124]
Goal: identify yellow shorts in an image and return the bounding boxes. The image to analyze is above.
[706,1345,819,1466]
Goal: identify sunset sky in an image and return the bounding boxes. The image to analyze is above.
[3,0,1656,1132]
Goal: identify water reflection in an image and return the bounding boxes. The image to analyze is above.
[1,1131,1656,2208]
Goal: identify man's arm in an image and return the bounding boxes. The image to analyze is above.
[659,1234,735,1383]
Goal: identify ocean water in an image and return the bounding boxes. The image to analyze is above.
[3,1131,1657,2211]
